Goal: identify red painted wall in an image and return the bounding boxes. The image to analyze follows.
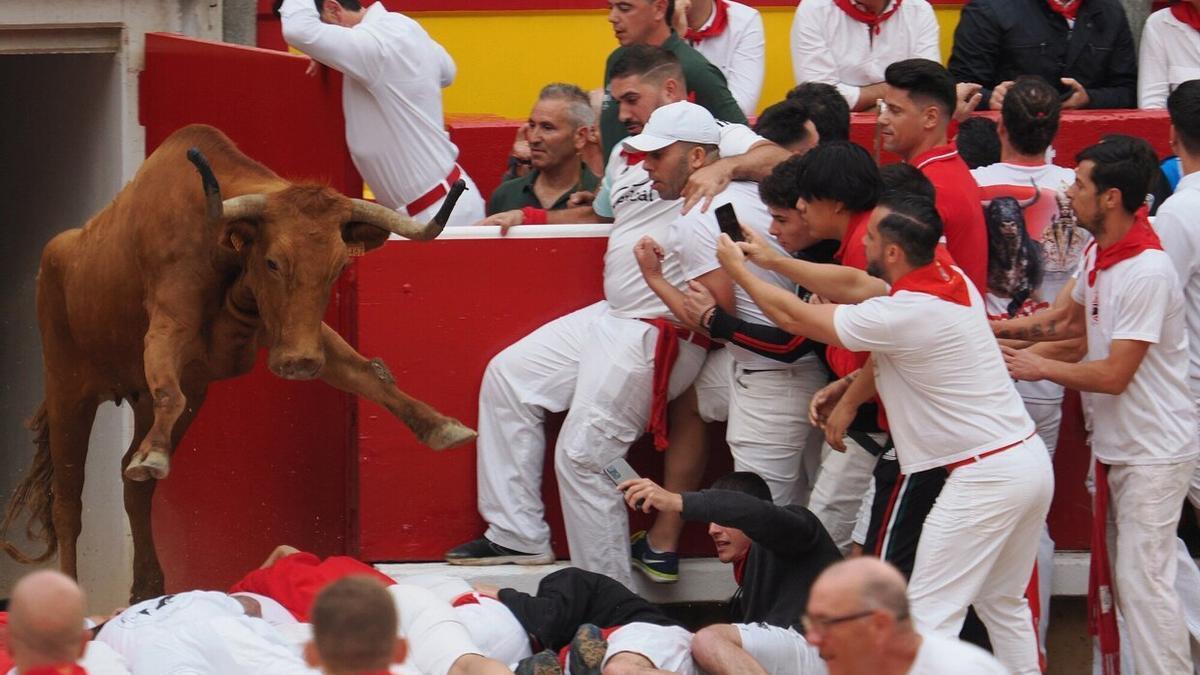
[141,33,360,591]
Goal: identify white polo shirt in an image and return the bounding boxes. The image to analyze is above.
[689,1,767,117]
[1138,7,1200,109]
[910,632,1009,674]
[1154,171,1200,403]
[790,0,941,107]
[973,161,1090,405]
[669,180,803,369]
[594,122,763,320]
[279,0,464,210]
[834,269,1036,473]
[1071,245,1197,464]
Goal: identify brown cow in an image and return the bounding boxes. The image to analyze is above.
[0,124,476,602]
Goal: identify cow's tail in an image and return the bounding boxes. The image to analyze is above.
[0,402,58,564]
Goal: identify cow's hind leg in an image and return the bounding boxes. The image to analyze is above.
[46,390,99,582]
[317,323,476,449]
[126,310,198,481]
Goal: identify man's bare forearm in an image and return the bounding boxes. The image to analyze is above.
[644,275,701,332]
[1028,337,1087,363]
[729,263,844,346]
[762,258,887,303]
[546,206,609,224]
[723,141,791,182]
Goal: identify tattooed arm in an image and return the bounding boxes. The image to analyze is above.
[990,278,1085,342]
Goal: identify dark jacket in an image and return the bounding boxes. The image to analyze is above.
[948,0,1136,109]
[497,567,678,651]
[682,489,841,631]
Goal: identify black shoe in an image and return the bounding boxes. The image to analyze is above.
[445,537,555,566]
[568,623,607,675]
[515,649,563,675]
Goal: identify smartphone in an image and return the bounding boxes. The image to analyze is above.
[715,203,743,242]
[604,458,645,510]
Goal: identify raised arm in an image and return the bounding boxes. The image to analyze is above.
[279,0,378,82]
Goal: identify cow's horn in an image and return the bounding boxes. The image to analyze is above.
[349,178,467,241]
[221,194,268,221]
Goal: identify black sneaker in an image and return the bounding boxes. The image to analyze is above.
[445,537,555,565]
[568,623,607,675]
[514,649,562,675]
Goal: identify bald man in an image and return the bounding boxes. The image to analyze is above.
[4,570,129,675]
[804,559,1005,675]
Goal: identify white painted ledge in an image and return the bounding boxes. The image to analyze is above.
[389,224,612,241]
[378,551,1104,602]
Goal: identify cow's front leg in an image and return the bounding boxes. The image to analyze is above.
[126,313,194,481]
[317,323,476,449]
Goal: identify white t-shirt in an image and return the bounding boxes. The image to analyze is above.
[4,642,131,675]
[96,591,247,661]
[1138,7,1200,109]
[279,0,463,210]
[907,632,1009,674]
[669,180,803,369]
[689,1,766,117]
[1071,245,1198,464]
[1153,171,1200,402]
[790,0,940,107]
[129,615,318,675]
[389,583,484,675]
[594,122,763,320]
[973,161,1090,404]
[834,271,1036,473]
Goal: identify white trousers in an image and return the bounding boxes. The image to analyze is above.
[726,359,825,506]
[908,437,1054,675]
[603,623,698,675]
[734,623,827,675]
[1024,399,1063,656]
[475,301,706,588]
[413,168,486,227]
[809,433,886,554]
[694,347,733,423]
[1106,459,1197,674]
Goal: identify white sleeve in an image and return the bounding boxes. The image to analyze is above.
[673,212,722,280]
[1110,267,1171,344]
[279,0,380,83]
[914,3,942,62]
[833,299,898,353]
[726,11,766,117]
[790,2,858,104]
[434,40,456,88]
[1138,13,1170,109]
[1155,205,1200,286]
[717,122,767,157]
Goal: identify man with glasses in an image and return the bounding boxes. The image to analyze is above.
[804,558,1007,674]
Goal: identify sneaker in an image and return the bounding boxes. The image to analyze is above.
[514,650,562,675]
[445,537,555,566]
[568,624,607,675]
[630,530,679,583]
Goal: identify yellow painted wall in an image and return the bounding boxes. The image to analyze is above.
[413,6,963,119]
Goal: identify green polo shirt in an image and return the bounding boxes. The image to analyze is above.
[486,163,601,215]
[600,32,748,162]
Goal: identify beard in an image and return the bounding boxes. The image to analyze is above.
[866,259,885,280]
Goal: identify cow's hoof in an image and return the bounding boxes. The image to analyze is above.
[125,451,170,481]
[424,420,477,450]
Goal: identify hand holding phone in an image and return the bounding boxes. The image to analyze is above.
[604,458,645,510]
[715,203,743,243]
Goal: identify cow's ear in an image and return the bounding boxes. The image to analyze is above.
[219,220,259,253]
[342,222,390,254]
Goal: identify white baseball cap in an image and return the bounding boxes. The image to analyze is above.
[623,101,721,152]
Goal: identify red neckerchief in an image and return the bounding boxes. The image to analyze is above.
[833,0,904,34]
[621,148,646,166]
[1171,1,1200,31]
[888,248,971,306]
[1046,0,1083,20]
[25,666,88,675]
[834,210,872,264]
[686,0,730,43]
[1088,460,1120,675]
[1086,206,1162,286]
[732,553,748,585]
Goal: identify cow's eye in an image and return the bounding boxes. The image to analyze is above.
[266,259,280,272]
